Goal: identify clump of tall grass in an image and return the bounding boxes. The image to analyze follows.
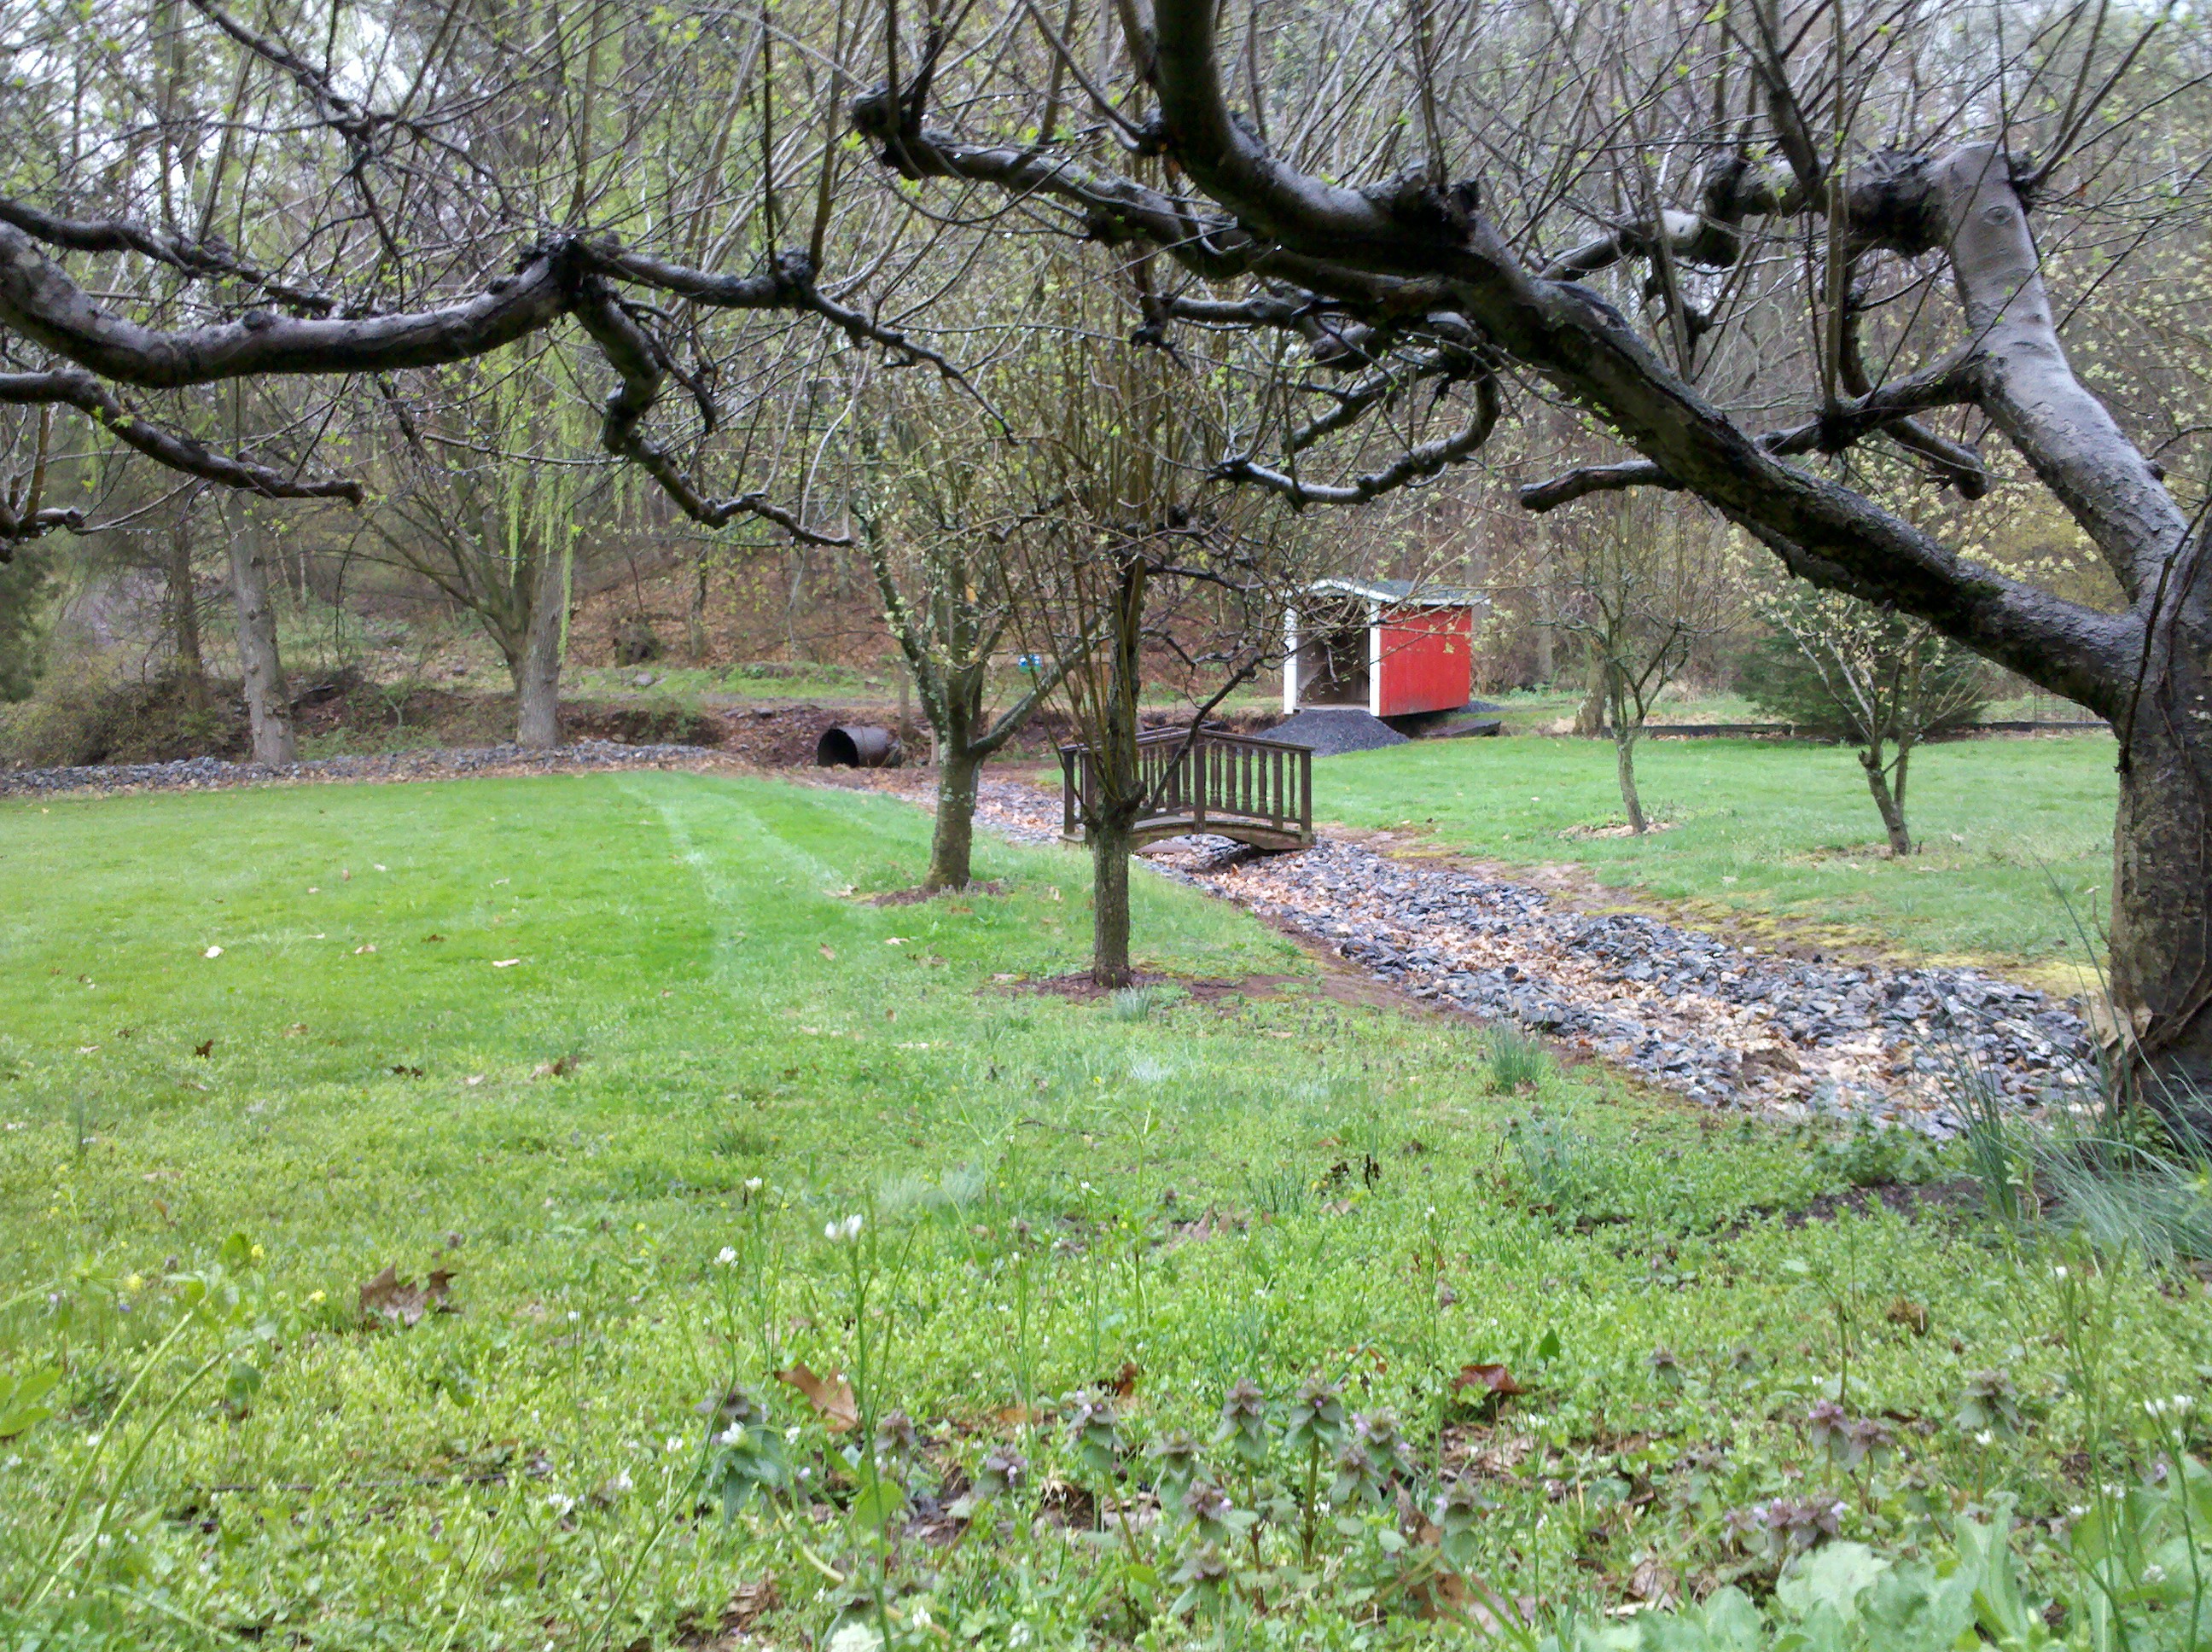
[1106,984,1185,1022]
[1957,1058,2212,1267]
[1484,1024,1551,1093]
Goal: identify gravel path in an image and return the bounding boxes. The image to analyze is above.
[0,741,742,798]
[960,777,2096,1131]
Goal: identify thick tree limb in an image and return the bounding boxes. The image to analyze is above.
[0,368,363,507]
[568,279,847,544]
[1118,0,2146,714]
[1929,143,2189,601]
[0,198,334,313]
[0,500,82,543]
[0,221,572,387]
[0,225,871,540]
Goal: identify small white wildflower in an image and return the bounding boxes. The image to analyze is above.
[1974,1430,1995,1446]
[665,1435,683,1453]
[828,1213,863,1242]
[785,1426,801,1444]
[2145,1398,2169,1418]
[717,1423,748,1447]
[2052,1265,2069,1280]
[715,1246,738,1266]
[608,1471,632,1493]
[2172,1393,2195,1414]
[825,1220,839,1241]
[745,1177,764,1192]
[2144,1563,2168,1585]
[2069,1505,2087,1519]
[546,1493,576,1515]
[567,1309,580,1323]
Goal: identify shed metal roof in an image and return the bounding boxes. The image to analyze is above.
[1304,576,1487,608]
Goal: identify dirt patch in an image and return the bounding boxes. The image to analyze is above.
[716,702,923,767]
[1559,818,1679,840]
[1781,1176,1982,1227]
[869,880,1006,907]
[1002,969,1303,1004]
[562,701,725,747]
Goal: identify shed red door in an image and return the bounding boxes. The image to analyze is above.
[1376,606,1472,717]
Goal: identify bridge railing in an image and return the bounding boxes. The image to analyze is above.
[1058,725,1313,849]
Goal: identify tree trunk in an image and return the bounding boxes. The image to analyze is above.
[513,550,565,749]
[1614,725,1646,834]
[1090,817,1134,989]
[168,509,207,711]
[1574,650,1606,735]
[2110,649,2212,1125]
[1860,741,1913,858]
[926,742,981,892]
[228,505,295,765]
[688,559,711,664]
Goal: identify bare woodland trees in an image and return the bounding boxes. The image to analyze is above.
[4,0,2212,1106]
[363,352,607,747]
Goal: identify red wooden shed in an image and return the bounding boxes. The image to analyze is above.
[1283,578,1486,720]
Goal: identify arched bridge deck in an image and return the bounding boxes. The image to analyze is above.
[1058,727,1314,853]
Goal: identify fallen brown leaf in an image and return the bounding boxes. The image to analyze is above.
[1107,1359,1140,1398]
[1884,1297,1930,1336]
[358,1264,457,1329]
[776,1363,858,1431]
[1452,1362,1528,1398]
[192,1039,213,1058]
[1628,1556,1679,1605]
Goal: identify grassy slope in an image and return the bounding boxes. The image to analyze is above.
[1313,732,2117,977]
[0,773,2197,1649]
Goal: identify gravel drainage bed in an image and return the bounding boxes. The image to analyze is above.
[961,779,2096,1132]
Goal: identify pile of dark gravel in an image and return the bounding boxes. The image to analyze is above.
[1260,708,1410,755]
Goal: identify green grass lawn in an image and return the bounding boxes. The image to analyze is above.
[1,772,2203,1650]
[1313,732,2117,980]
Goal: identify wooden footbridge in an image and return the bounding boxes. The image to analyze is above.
[1058,726,1314,853]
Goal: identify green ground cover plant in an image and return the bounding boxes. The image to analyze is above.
[1315,733,2116,974]
[1,772,2203,1649]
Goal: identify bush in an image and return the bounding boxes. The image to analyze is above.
[1738,628,1989,743]
[0,662,244,768]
